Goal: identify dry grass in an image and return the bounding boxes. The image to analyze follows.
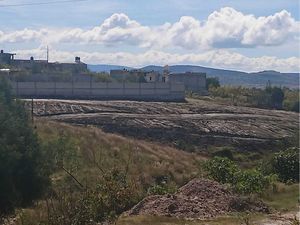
[36,118,205,187]
[6,119,205,225]
[262,183,299,212]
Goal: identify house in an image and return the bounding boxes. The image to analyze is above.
[0,50,15,65]
[0,50,87,73]
[169,72,207,93]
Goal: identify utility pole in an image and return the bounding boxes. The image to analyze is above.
[46,45,49,63]
[31,98,34,125]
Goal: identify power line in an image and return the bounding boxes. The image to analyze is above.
[0,0,88,7]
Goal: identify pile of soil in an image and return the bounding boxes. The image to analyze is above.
[127,179,268,219]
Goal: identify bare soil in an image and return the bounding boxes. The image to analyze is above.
[27,98,299,152]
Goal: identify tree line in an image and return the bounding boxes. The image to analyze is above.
[206,77,299,112]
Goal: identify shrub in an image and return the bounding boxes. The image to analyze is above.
[93,72,113,82]
[206,77,220,89]
[211,147,234,160]
[45,168,140,224]
[204,157,239,184]
[266,86,285,109]
[147,183,177,195]
[41,132,81,173]
[272,147,299,183]
[204,157,274,194]
[291,101,299,112]
[234,169,272,194]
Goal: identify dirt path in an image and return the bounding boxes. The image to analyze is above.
[258,210,299,225]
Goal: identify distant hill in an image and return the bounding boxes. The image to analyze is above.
[88,64,299,88]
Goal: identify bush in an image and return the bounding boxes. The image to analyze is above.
[147,183,177,195]
[211,147,234,160]
[266,86,285,109]
[206,77,220,89]
[45,168,140,224]
[272,147,299,183]
[41,132,81,173]
[204,157,274,194]
[283,89,299,112]
[234,169,272,194]
[93,72,113,82]
[204,157,239,184]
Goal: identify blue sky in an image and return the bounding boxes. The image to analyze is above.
[0,0,299,72]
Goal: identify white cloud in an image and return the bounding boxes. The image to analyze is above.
[14,47,300,72]
[0,7,299,49]
[2,7,299,72]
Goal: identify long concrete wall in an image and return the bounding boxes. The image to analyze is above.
[11,81,185,101]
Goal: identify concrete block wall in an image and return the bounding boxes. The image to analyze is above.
[169,73,207,93]
[11,81,185,101]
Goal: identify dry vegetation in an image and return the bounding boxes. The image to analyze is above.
[5,119,298,225]
[36,118,204,189]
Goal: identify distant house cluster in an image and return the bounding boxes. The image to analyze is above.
[110,66,207,93]
[110,68,168,83]
[0,50,87,73]
[0,49,207,95]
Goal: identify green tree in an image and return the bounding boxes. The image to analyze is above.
[0,77,50,215]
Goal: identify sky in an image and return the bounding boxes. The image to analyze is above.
[0,0,300,72]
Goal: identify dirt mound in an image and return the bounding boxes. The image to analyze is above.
[127,179,234,219]
[128,179,233,218]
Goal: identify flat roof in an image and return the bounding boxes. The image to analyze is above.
[0,52,16,56]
